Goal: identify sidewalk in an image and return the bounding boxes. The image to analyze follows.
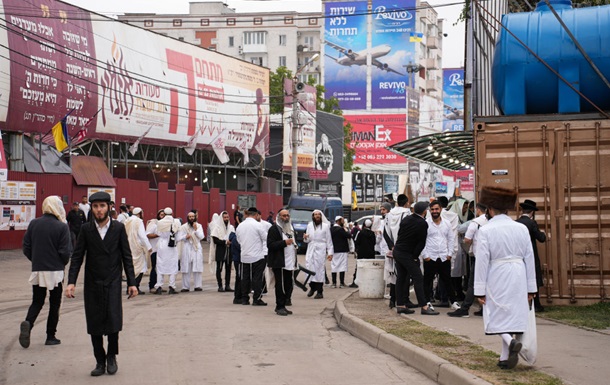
[336,290,610,385]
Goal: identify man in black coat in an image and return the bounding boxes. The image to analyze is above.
[20,195,72,348]
[516,199,547,312]
[393,202,438,316]
[66,192,138,377]
[267,209,297,316]
[66,202,86,248]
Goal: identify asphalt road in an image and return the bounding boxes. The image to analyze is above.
[1,248,435,385]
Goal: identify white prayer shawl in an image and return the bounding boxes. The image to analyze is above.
[385,206,411,246]
[124,216,151,274]
[304,219,334,283]
[177,222,205,273]
[207,213,220,267]
[378,217,396,284]
[209,212,234,269]
[474,214,537,335]
[155,215,181,275]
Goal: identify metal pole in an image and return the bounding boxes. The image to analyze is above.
[291,77,299,195]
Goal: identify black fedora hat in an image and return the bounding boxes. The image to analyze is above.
[519,199,539,211]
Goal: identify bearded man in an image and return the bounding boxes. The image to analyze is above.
[267,209,297,316]
[177,211,205,292]
[66,191,138,376]
[211,211,236,292]
[303,210,333,299]
[124,208,152,294]
[153,208,181,295]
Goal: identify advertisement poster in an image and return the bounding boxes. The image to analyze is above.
[0,129,7,181]
[0,180,37,231]
[364,173,375,203]
[1,0,269,155]
[352,173,364,204]
[435,181,448,194]
[283,79,316,170]
[323,0,368,110]
[374,174,384,201]
[313,112,343,182]
[443,68,465,132]
[371,0,416,109]
[383,174,399,194]
[344,114,406,167]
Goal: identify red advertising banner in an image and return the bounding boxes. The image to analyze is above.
[0,129,7,180]
[344,114,406,165]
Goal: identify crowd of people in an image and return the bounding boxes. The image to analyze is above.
[18,186,543,374]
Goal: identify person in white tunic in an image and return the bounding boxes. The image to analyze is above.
[303,210,334,299]
[177,211,205,292]
[330,216,351,288]
[475,186,537,370]
[145,209,165,293]
[124,207,152,294]
[153,208,181,295]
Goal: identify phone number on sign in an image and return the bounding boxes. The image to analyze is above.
[357,154,398,161]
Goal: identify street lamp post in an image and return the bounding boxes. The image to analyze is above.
[291,53,319,195]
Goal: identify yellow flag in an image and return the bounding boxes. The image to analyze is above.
[351,188,358,210]
[52,119,69,152]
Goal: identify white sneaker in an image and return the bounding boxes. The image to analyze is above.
[451,301,461,310]
[426,302,435,311]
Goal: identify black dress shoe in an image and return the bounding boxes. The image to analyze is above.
[154,287,163,295]
[241,299,250,305]
[181,289,189,292]
[194,288,203,292]
[397,307,415,315]
[421,307,440,315]
[91,363,105,376]
[276,308,289,316]
[224,287,234,292]
[45,337,61,345]
[19,321,31,349]
[285,308,293,315]
[218,287,225,292]
[349,282,358,288]
[168,287,178,295]
[252,299,267,306]
[107,354,118,375]
[285,299,292,306]
[497,360,509,370]
[307,288,315,297]
[506,339,522,369]
[314,292,324,299]
[389,300,396,309]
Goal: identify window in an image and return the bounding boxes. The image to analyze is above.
[254,17,263,25]
[279,56,286,67]
[251,57,263,66]
[229,36,234,47]
[243,31,266,45]
[144,20,153,27]
[308,17,318,25]
[200,19,209,26]
[279,34,287,46]
[227,18,236,26]
[304,36,314,47]
[173,19,182,27]
[284,16,293,24]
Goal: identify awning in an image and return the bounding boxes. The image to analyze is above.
[71,156,116,187]
[388,131,475,171]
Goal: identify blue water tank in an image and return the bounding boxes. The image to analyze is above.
[492,0,610,115]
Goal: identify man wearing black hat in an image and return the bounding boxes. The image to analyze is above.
[516,199,546,312]
[475,186,537,370]
[66,191,138,377]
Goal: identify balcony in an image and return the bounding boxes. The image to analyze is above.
[423,57,437,69]
[425,79,437,92]
[426,36,439,49]
[242,44,267,54]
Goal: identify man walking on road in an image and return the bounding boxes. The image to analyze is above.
[20,195,72,348]
[236,207,268,306]
[267,209,297,316]
[65,191,138,377]
[475,186,537,370]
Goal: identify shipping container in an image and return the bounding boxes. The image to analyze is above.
[474,114,610,304]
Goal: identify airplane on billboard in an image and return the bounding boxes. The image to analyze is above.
[324,41,405,76]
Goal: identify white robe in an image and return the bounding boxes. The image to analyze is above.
[474,214,537,334]
[177,223,205,273]
[124,216,152,274]
[155,216,181,275]
[304,222,334,283]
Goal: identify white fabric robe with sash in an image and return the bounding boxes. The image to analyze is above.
[474,214,537,334]
[304,221,334,283]
[124,216,151,274]
[177,222,205,273]
[155,215,181,275]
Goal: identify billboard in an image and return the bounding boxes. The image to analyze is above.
[371,0,416,109]
[345,113,406,167]
[283,79,316,170]
[443,68,465,132]
[323,1,368,110]
[0,0,269,156]
[313,112,343,182]
[352,172,364,204]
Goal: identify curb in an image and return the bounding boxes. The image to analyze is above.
[334,291,492,385]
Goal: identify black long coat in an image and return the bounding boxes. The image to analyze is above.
[68,219,136,336]
[516,215,546,287]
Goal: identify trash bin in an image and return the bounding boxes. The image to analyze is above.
[356,259,385,299]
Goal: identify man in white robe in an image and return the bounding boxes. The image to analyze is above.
[177,211,205,292]
[153,208,181,295]
[303,210,333,299]
[475,186,537,370]
[124,208,152,294]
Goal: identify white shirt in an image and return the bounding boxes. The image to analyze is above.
[423,217,454,262]
[236,217,267,264]
[146,220,159,252]
[441,209,459,257]
[117,212,129,223]
[259,220,272,256]
[281,231,297,271]
[465,214,488,256]
[96,218,111,240]
[79,202,90,218]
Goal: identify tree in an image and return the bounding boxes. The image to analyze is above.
[268,67,358,171]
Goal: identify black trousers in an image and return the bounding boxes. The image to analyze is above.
[91,333,119,364]
[233,261,242,302]
[424,258,456,303]
[25,283,63,338]
[241,259,265,301]
[331,272,346,285]
[148,252,157,290]
[215,258,232,288]
[272,268,294,310]
[394,254,426,307]
[462,256,476,310]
